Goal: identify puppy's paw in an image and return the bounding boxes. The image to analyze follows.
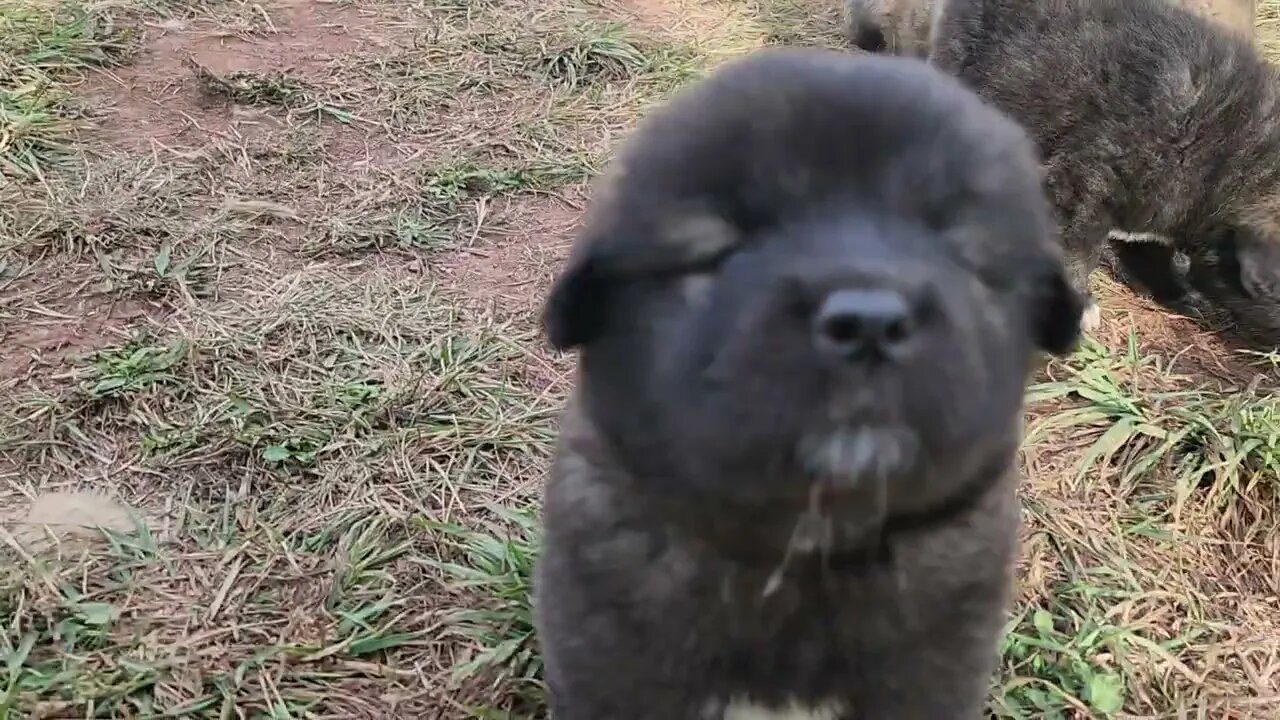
[1080,300,1102,334]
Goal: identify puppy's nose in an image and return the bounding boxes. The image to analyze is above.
[814,289,913,361]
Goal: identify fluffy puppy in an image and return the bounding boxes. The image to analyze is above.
[846,0,1263,328]
[534,47,1083,720]
[929,0,1280,345]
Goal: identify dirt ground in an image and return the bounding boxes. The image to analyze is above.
[3,0,1280,717]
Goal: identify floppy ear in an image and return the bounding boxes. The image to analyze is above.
[542,212,742,351]
[543,254,608,351]
[1030,266,1085,356]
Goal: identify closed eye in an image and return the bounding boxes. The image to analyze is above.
[931,229,1010,293]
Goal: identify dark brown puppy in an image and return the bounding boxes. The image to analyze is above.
[535,47,1083,720]
[929,0,1280,346]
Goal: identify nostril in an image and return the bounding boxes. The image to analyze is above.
[882,316,909,344]
[823,315,863,346]
[814,289,914,361]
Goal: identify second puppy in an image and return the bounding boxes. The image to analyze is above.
[929,0,1280,345]
[845,0,1256,57]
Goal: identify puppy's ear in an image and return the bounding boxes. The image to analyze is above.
[1030,266,1085,356]
[542,212,741,351]
[1235,230,1280,302]
[543,254,608,351]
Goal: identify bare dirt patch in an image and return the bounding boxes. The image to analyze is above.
[79,1,403,154]
[0,283,156,382]
[441,193,581,317]
[5,491,141,552]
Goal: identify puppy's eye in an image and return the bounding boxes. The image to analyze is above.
[975,262,1020,293]
[936,232,993,286]
[642,241,739,287]
[657,213,742,275]
[681,242,739,275]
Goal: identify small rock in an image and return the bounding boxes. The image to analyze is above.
[10,492,143,554]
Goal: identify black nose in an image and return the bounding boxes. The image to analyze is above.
[814,288,913,361]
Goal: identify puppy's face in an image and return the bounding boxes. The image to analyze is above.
[1187,222,1280,347]
[544,50,1082,539]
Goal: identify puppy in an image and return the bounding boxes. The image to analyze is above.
[534,47,1083,720]
[928,0,1280,345]
[845,0,1256,56]
[846,0,1261,325]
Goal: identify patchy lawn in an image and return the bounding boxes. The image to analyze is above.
[1,0,1278,717]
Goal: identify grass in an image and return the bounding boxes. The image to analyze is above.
[1028,337,1280,508]
[1003,331,1280,718]
[424,505,543,716]
[2,0,1280,717]
[0,0,132,178]
[1,267,558,716]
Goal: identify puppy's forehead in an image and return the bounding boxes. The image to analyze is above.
[672,50,1026,153]
[617,49,1041,216]
[565,48,1054,278]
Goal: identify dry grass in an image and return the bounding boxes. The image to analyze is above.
[2,0,1280,717]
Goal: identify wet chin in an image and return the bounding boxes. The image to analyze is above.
[798,426,919,489]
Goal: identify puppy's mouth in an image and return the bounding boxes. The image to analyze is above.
[753,425,917,593]
[797,425,918,489]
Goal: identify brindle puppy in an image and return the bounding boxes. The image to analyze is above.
[845,0,1255,57]
[844,0,1264,333]
[534,47,1083,720]
[928,0,1280,346]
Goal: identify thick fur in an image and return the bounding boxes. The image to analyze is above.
[928,0,1280,346]
[844,0,1256,57]
[845,0,1264,332]
[535,48,1083,720]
